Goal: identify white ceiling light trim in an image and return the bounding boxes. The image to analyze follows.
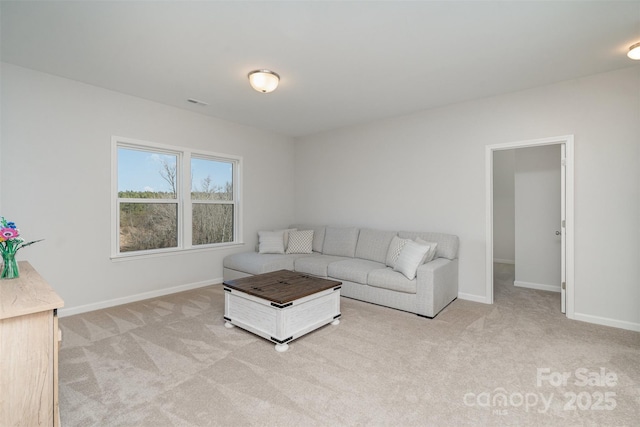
[248,69,280,93]
[628,42,640,60]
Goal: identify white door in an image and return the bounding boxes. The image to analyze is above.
[560,143,567,313]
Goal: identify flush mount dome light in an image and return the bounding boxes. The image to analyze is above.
[248,69,280,93]
[628,42,640,60]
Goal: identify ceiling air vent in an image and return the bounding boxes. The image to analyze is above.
[187,98,208,106]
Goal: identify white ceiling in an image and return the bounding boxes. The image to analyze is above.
[2,1,639,138]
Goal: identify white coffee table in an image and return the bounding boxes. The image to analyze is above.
[223,270,342,352]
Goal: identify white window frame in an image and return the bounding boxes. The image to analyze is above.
[111,136,242,260]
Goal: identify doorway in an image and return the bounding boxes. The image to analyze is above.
[485,135,574,319]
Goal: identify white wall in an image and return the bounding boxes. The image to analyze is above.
[294,65,640,331]
[0,63,296,314]
[492,150,515,263]
[514,145,561,291]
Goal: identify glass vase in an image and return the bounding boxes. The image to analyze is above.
[1,252,19,279]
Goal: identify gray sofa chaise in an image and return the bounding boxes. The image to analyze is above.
[223,225,459,318]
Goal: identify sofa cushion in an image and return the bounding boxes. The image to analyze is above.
[322,227,359,257]
[367,268,417,294]
[286,229,314,254]
[394,239,431,280]
[258,230,285,254]
[294,255,345,277]
[290,224,326,253]
[223,251,312,275]
[398,231,459,260]
[327,258,386,284]
[385,235,409,268]
[355,228,397,264]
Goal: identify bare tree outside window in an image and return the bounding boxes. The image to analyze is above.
[159,159,177,198]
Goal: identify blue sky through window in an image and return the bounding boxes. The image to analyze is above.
[118,148,233,193]
[191,157,233,193]
[118,148,177,193]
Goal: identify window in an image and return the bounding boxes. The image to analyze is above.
[112,137,241,257]
[191,157,235,245]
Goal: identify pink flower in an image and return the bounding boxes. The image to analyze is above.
[0,228,19,240]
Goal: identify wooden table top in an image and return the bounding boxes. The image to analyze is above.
[223,270,342,304]
[0,261,64,320]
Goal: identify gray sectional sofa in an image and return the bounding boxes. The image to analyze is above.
[223,225,459,318]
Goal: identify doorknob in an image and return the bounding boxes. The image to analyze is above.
[555,231,561,236]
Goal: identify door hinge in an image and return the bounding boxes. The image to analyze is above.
[561,282,566,290]
[561,158,566,166]
[561,220,566,228]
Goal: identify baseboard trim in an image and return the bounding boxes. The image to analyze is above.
[58,278,223,317]
[514,280,560,293]
[493,259,515,265]
[572,312,640,332]
[458,292,490,304]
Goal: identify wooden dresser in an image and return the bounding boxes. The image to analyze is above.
[0,261,64,426]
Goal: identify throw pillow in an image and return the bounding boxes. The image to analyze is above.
[416,237,438,263]
[385,235,409,268]
[394,239,431,280]
[286,229,314,254]
[258,230,285,254]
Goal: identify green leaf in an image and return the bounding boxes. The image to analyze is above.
[16,239,44,251]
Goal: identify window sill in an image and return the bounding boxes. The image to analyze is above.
[110,242,246,262]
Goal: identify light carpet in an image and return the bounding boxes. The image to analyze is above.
[58,264,640,426]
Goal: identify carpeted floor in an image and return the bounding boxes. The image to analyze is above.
[58,264,640,426]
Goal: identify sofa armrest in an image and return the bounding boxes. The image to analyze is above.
[415,258,459,317]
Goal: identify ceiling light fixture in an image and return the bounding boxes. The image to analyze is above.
[628,42,640,60]
[248,69,280,93]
